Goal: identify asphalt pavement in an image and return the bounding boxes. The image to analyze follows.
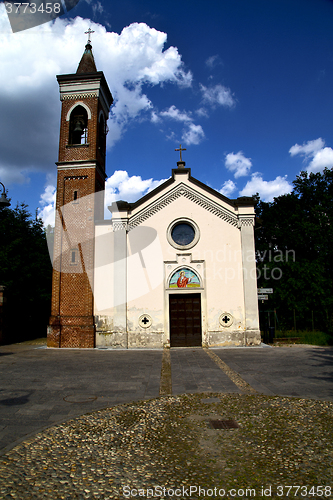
[0,340,332,456]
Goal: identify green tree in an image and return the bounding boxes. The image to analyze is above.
[0,203,52,343]
[255,168,333,334]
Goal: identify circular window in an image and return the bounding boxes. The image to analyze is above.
[171,223,195,246]
[167,218,200,250]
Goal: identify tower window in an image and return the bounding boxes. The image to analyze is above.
[70,248,79,265]
[98,114,106,154]
[69,105,88,145]
[73,190,78,202]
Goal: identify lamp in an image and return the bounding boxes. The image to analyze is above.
[0,182,10,208]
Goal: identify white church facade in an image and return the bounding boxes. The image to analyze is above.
[93,161,261,348]
[47,41,261,349]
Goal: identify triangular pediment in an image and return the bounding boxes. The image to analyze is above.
[130,169,238,211]
[108,168,255,230]
[129,182,240,229]
[128,171,242,229]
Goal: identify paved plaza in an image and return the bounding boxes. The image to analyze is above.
[1,341,333,455]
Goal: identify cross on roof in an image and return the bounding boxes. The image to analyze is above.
[85,28,95,44]
[175,144,186,162]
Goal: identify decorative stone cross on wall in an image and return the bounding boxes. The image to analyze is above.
[139,314,152,328]
[219,312,233,328]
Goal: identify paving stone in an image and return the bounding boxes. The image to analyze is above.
[1,341,333,460]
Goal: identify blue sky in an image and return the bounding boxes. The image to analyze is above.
[1,0,333,224]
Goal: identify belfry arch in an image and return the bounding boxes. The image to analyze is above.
[68,105,89,145]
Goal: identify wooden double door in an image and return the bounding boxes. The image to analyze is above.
[169,293,202,347]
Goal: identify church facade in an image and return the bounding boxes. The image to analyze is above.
[47,42,261,349]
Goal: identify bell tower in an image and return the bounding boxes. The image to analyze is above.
[47,40,113,348]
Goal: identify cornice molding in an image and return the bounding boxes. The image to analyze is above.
[238,217,255,227]
[112,221,128,231]
[128,184,239,230]
[61,92,98,101]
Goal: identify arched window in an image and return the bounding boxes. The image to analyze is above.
[169,268,201,289]
[69,105,88,145]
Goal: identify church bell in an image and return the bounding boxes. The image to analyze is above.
[73,115,85,134]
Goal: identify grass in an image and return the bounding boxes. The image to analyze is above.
[272,329,331,346]
[169,283,200,288]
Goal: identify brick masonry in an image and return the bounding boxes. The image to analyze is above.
[58,96,106,169]
[48,68,113,348]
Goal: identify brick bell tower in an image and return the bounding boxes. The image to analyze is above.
[47,38,113,348]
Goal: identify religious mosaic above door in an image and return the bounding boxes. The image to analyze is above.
[169,268,201,288]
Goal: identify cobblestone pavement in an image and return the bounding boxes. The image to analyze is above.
[1,341,333,499]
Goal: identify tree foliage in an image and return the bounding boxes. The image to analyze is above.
[0,203,52,343]
[255,168,333,334]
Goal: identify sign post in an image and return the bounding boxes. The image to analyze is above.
[258,294,268,301]
[257,288,273,294]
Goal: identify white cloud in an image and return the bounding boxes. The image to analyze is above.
[239,173,292,202]
[205,55,222,69]
[83,0,104,16]
[92,1,104,16]
[200,83,235,108]
[151,111,161,123]
[160,105,192,123]
[220,180,237,197]
[0,8,192,184]
[225,151,252,178]
[158,105,205,145]
[182,123,205,145]
[38,170,168,226]
[308,147,333,173]
[166,131,176,142]
[38,184,56,227]
[289,138,324,157]
[105,170,159,203]
[289,138,333,173]
[196,107,209,118]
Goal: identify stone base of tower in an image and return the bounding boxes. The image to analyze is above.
[47,316,95,348]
